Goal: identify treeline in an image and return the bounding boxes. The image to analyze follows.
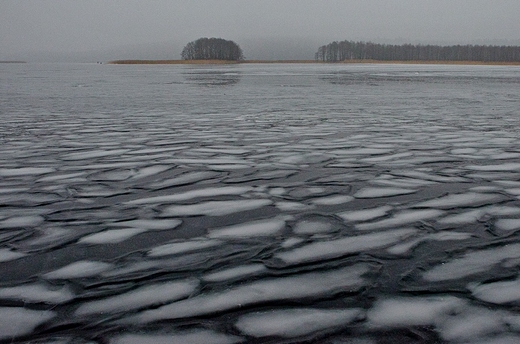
[181,38,244,61]
[315,41,520,62]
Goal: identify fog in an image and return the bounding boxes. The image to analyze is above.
[2,0,520,61]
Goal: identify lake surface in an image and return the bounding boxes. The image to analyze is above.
[1,62,520,343]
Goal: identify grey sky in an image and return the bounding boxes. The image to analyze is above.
[2,0,520,60]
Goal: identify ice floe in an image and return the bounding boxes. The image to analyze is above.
[354,187,416,198]
[413,192,501,209]
[148,239,222,257]
[0,283,74,304]
[202,264,267,283]
[0,167,55,176]
[110,330,243,344]
[338,206,393,223]
[423,243,520,282]
[293,220,334,234]
[467,163,520,171]
[387,231,473,255]
[469,276,520,304]
[208,219,286,238]
[0,216,45,231]
[110,219,182,230]
[355,209,444,231]
[0,248,27,262]
[162,199,272,217]
[235,308,363,337]
[367,296,466,328]
[310,195,354,205]
[273,228,417,265]
[132,264,371,322]
[126,186,253,205]
[78,228,147,244]
[75,279,199,316]
[43,261,114,279]
[0,307,55,340]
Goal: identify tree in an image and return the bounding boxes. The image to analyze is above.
[181,38,244,61]
[315,40,520,63]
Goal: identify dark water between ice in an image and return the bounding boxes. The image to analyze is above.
[1,62,520,343]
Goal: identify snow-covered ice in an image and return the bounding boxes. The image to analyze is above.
[162,199,272,216]
[75,279,199,316]
[43,261,114,279]
[132,264,371,322]
[353,187,416,198]
[0,307,55,340]
[235,308,363,337]
[208,219,286,238]
[273,228,418,265]
[3,63,520,342]
[110,330,243,344]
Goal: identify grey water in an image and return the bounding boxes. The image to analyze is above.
[1,62,520,343]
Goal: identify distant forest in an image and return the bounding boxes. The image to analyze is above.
[315,40,520,62]
[181,38,244,61]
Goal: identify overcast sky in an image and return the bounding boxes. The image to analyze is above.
[2,0,520,60]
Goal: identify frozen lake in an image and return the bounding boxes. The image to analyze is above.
[1,62,520,343]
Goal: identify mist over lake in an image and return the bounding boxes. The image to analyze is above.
[1,62,520,343]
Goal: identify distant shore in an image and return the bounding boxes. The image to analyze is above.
[0,61,26,64]
[108,59,520,66]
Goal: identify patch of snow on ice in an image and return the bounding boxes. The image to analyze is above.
[274,228,418,265]
[0,283,74,304]
[338,206,393,222]
[110,330,243,344]
[202,264,267,283]
[133,264,371,322]
[235,308,363,337]
[75,279,199,316]
[0,307,55,340]
[354,187,416,198]
[162,199,272,217]
[43,261,114,279]
[423,243,520,282]
[208,219,286,238]
[148,239,222,257]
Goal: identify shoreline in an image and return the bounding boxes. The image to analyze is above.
[107,59,520,66]
[0,61,26,64]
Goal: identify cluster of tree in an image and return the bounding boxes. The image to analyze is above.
[315,40,520,62]
[181,38,244,61]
